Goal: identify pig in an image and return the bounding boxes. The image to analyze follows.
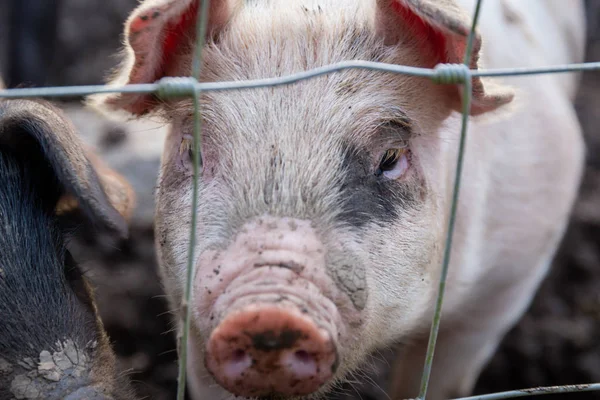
[0,96,138,399]
[90,0,586,398]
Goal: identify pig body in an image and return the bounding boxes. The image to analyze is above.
[0,98,136,399]
[389,1,587,397]
[92,0,586,398]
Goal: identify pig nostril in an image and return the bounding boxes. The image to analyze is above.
[282,349,317,378]
[223,349,252,378]
[232,349,246,362]
[294,350,312,364]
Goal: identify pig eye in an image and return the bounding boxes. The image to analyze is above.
[375,148,409,180]
[180,135,203,171]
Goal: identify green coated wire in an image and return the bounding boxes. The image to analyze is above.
[2,61,600,100]
[177,0,212,399]
[453,383,600,400]
[417,0,483,398]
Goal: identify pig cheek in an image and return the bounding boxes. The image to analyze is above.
[323,247,370,328]
[368,208,441,337]
[192,249,228,329]
[200,146,219,181]
[191,244,260,334]
[157,138,220,295]
[155,163,196,306]
[329,263,368,312]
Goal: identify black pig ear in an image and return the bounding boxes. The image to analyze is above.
[0,99,136,238]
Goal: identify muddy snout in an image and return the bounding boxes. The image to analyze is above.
[205,303,339,397]
[196,217,357,397]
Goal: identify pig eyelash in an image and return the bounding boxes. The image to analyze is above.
[180,134,203,170]
[375,148,410,180]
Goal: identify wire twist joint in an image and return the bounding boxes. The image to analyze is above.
[157,77,198,99]
[431,63,471,85]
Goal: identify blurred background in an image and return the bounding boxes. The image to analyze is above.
[1,0,600,399]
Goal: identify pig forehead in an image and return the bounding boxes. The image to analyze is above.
[180,0,417,145]
[195,76,410,147]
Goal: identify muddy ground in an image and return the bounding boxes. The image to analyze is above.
[1,1,600,399]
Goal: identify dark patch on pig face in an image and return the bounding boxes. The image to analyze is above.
[249,330,303,352]
[331,132,424,310]
[337,142,419,229]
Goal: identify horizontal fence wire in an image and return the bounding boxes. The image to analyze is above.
[2,61,600,100]
[454,384,600,400]
[1,0,600,399]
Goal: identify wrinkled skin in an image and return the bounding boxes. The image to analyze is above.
[91,0,586,399]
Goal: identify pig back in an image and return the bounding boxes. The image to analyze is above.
[456,0,586,98]
[443,0,586,319]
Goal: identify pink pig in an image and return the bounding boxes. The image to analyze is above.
[91,0,586,398]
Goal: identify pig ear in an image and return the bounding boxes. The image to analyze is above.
[89,0,238,117]
[376,0,514,116]
[0,99,136,238]
[55,149,137,226]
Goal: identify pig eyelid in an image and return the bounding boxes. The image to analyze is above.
[180,136,193,156]
[370,120,412,151]
[374,148,410,180]
[378,119,412,139]
[180,135,203,170]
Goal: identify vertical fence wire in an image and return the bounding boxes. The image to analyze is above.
[177,1,212,399]
[417,1,483,398]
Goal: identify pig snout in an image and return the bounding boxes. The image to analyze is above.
[206,304,338,397]
[195,217,361,397]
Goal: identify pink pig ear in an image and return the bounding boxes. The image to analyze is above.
[376,0,514,116]
[90,0,237,117]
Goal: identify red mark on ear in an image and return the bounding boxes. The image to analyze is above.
[162,0,200,72]
[130,9,162,33]
[107,1,202,115]
[392,2,448,66]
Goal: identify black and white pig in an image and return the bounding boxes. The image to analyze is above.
[92,0,586,398]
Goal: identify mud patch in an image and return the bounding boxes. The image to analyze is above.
[8,340,93,400]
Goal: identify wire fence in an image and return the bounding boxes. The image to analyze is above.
[1,0,600,399]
